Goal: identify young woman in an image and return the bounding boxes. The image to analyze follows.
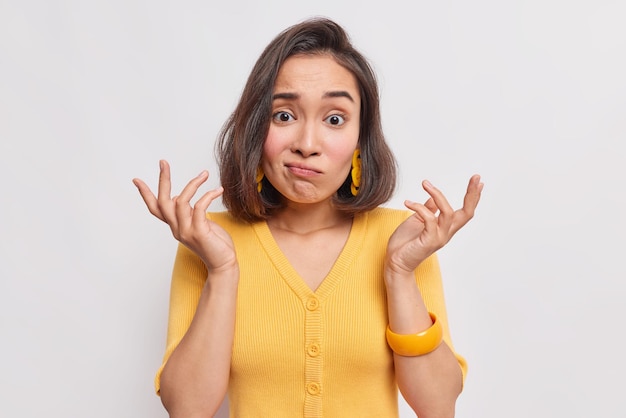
[133,17,482,418]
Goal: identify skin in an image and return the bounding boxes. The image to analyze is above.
[262,55,362,290]
[133,161,237,417]
[385,176,482,417]
[133,54,483,418]
[263,55,360,207]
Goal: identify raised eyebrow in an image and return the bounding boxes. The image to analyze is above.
[323,91,354,102]
[272,92,299,101]
[272,91,355,102]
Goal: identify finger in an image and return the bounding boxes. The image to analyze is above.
[175,170,210,233]
[155,160,181,229]
[157,160,172,202]
[422,180,454,224]
[132,178,165,221]
[409,201,441,241]
[192,186,224,226]
[424,197,438,214]
[448,175,483,234]
[177,170,209,204]
[459,174,483,219]
[404,200,436,225]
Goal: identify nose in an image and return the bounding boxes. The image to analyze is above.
[291,120,321,157]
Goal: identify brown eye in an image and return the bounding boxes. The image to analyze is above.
[273,111,294,122]
[325,114,345,126]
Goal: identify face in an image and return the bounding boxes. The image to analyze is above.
[262,54,361,206]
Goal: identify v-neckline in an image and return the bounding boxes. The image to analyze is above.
[252,212,367,301]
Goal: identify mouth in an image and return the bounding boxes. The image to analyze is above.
[285,163,322,176]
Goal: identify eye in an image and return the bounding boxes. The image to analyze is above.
[325,114,346,126]
[273,111,294,122]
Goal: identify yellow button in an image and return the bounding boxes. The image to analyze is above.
[306,382,321,395]
[306,297,320,311]
[307,343,321,357]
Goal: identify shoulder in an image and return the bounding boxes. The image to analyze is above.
[206,211,235,223]
[207,211,252,231]
[364,206,413,227]
[353,207,413,243]
[206,211,262,243]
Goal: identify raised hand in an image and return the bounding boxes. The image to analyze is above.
[132,160,237,272]
[386,175,483,275]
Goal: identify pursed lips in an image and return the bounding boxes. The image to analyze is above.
[285,163,322,177]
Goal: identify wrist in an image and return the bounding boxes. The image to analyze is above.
[383,253,426,280]
[205,263,240,292]
[383,262,416,288]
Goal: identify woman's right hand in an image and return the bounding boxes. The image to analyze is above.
[132,160,237,272]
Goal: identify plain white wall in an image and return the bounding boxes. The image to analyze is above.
[1,1,624,417]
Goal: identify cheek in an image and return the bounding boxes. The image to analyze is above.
[332,146,357,169]
[262,127,285,163]
[327,129,360,165]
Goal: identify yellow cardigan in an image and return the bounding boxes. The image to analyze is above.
[155,208,466,417]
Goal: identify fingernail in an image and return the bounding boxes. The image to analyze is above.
[424,180,433,188]
[159,160,164,170]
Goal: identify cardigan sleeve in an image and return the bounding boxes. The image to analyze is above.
[154,243,208,395]
[414,253,468,383]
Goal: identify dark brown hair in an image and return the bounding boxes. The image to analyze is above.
[216,17,397,221]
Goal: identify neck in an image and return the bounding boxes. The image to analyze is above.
[268,201,352,235]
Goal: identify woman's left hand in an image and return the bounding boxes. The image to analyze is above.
[386,175,484,275]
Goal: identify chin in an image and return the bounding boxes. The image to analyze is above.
[284,191,334,206]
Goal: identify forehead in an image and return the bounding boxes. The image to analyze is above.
[274,54,360,97]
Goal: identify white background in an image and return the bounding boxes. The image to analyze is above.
[1,1,624,417]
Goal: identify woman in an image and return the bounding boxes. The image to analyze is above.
[133,17,482,418]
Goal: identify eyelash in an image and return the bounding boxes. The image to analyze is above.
[272,111,347,126]
[273,111,295,123]
[324,114,346,126]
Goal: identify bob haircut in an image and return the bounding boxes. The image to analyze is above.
[216,17,397,222]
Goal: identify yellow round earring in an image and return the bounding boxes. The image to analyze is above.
[256,167,264,193]
[350,149,361,196]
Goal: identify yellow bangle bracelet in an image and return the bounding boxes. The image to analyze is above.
[386,312,443,356]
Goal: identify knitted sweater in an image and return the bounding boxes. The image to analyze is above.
[155,207,467,417]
